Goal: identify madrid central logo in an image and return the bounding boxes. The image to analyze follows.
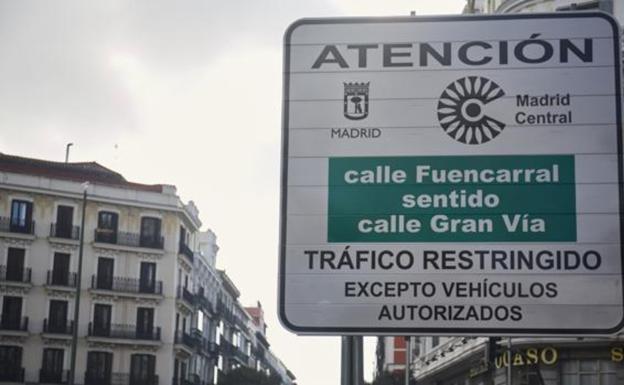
[437,76,506,145]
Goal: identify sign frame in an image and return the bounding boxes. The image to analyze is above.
[278,12,624,335]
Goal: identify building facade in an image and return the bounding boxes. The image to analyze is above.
[464,0,622,24]
[408,336,624,385]
[0,153,294,385]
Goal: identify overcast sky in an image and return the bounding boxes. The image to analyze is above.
[0,1,464,384]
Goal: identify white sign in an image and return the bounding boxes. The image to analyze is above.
[278,13,624,335]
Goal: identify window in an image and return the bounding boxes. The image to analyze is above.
[130,354,156,385]
[1,296,23,330]
[86,351,112,385]
[140,217,161,248]
[96,211,118,243]
[174,359,180,383]
[197,311,204,332]
[93,304,112,336]
[561,359,616,385]
[180,226,188,246]
[48,300,68,333]
[55,205,74,238]
[136,307,154,339]
[41,348,64,383]
[139,262,156,293]
[10,199,32,233]
[96,257,114,290]
[5,247,25,282]
[0,346,23,382]
[51,252,70,286]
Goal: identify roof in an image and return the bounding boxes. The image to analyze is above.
[0,153,164,192]
[218,270,241,299]
[245,306,262,318]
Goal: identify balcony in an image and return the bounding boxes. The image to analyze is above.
[46,270,78,288]
[216,301,235,324]
[178,241,194,263]
[84,371,110,385]
[91,275,163,296]
[253,345,266,362]
[255,331,270,349]
[195,295,214,315]
[0,265,32,284]
[177,286,195,307]
[172,375,198,385]
[0,367,24,382]
[219,339,248,363]
[85,372,159,385]
[174,330,199,349]
[88,323,161,341]
[49,223,80,240]
[0,316,28,332]
[39,369,69,384]
[197,338,219,357]
[234,315,247,330]
[94,229,164,250]
[0,216,34,235]
[43,319,74,335]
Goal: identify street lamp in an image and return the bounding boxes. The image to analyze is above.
[69,182,88,385]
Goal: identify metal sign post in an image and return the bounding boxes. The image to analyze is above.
[279,13,624,336]
[405,337,411,385]
[341,336,364,385]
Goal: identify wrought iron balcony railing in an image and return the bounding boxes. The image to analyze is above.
[172,376,196,385]
[177,286,195,305]
[91,275,163,295]
[50,223,80,240]
[85,372,158,385]
[234,315,247,330]
[88,323,161,341]
[196,295,214,314]
[0,367,24,382]
[178,241,194,262]
[39,369,69,384]
[94,229,164,250]
[129,374,159,385]
[219,338,249,362]
[0,265,32,283]
[84,371,111,385]
[87,373,159,385]
[0,216,35,235]
[0,316,28,331]
[46,270,78,287]
[197,338,219,357]
[216,301,235,324]
[43,318,74,335]
[174,330,200,349]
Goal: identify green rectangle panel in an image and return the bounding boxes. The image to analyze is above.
[327,155,576,242]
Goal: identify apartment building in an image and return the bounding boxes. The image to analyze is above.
[187,230,220,385]
[0,153,201,385]
[464,0,620,20]
[406,336,624,385]
[0,153,294,385]
[187,237,296,385]
[375,336,423,378]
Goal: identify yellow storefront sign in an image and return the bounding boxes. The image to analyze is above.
[495,347,558,368]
